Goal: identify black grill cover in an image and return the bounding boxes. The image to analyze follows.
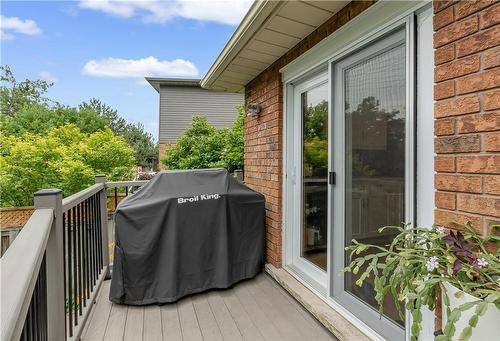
[109,169,265,305]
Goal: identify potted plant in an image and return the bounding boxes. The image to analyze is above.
[343,223,499,341]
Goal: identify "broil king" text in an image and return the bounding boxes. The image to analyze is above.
[177,193,221,204]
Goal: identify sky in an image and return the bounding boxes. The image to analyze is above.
[1,0,252,140]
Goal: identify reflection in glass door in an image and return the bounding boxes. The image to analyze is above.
[332,28,408,340]
[301,83,328,271]
[343,41,406,326]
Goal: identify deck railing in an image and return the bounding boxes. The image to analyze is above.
[0,175,148,341]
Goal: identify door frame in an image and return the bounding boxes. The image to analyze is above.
[286,70,330,292]
[282,2,432,340]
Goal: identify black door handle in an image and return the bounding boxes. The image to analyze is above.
[329,171,336,185]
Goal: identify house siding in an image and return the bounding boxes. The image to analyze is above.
[433,0,500,234]
[159,85,243,144]
[244,1,376,267]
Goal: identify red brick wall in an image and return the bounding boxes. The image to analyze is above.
[244,1,376,267]
[433,0,500,234]
[158,143,173,170]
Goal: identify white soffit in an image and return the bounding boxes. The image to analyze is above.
[201,0,350,93]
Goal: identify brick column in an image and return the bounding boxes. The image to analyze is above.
[433,0,500,234]
[245,68,283,267]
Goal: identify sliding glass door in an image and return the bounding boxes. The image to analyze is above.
[331,28,408,340]
[284,5,434,339]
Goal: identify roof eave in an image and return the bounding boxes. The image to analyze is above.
[200,0,281,90]
[145,77,201,92]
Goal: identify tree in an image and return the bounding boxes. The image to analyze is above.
[1,102,108,136]
[80,98,158,168]
[162,106,244,173]
[79,98,127,133]
[0,65,52,116]
[0,124,135,207]
[120,122,158,168]
[303,100,328,176]
[1,67,158,169]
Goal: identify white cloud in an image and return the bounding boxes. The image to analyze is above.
[78,0,252,25]
[0,30,15,40]
[82,56,198,80]
[38,71,58,83]
[0,15,42,40]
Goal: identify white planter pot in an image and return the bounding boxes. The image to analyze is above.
[442,282,500,341]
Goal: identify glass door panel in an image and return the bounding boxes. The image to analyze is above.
[343,42,406,325]
[301,83,328,271]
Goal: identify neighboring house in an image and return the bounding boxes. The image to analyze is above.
[146,78,243,163]
[201,1,499,340]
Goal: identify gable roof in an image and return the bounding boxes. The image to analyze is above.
[201,0,349,92]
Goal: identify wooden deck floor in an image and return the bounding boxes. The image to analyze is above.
[82,274,336,341]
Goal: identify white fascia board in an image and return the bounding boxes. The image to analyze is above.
[200,0,281,89]
[280,0,430,83]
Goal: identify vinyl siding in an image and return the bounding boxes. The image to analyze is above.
[159,85,243,144]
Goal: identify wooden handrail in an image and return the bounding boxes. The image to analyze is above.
[106,180,149,188]
[0,208,53,341]
[62,183,104,212]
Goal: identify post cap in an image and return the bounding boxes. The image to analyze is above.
[34,188,63,196]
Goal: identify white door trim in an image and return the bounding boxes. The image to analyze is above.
[286,71,329,292]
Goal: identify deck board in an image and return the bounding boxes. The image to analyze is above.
[82,274,337,341]
[123,306,144,341]
[143,306,163,340]
[192,295,223,341]
[160,304,182,341]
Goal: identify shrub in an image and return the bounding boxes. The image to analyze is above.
[162,106,244,173]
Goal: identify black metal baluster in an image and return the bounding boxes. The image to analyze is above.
[77,203,83,315]
[72,206,78,327]
[92,194,98,281]
[95,194,103,270]
[83,200,89,300]
[41,254,48,341]
[125,186,128,197]
[89,197,96,286]
[114,187,118,211]
[98,192,104,268]
[62,212,67,339]
[86,198,92,296]
[67,208,73,337]
[88,196,94,285]
[33,269,38,341]
[27,287,34,340]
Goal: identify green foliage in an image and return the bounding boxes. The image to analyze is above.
[1,66,158,168]
[80,98,158,167]
[79,98,127,133]
[1,103,108,135]
[0,65,52,117]
[303,100,327,176]
[344,223,500,341]
[303,137,327,171]
[162,106,244,173]
[0,124,135,207]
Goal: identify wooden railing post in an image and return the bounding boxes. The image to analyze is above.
[34,189,65,341]
[95,175,110,279]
